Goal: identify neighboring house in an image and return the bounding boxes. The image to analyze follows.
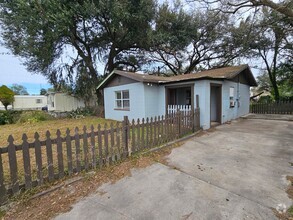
[0,95,47,110]
[47,92,85,112]
[97,64,257,130]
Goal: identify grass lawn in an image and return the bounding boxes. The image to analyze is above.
[0,116,118,147]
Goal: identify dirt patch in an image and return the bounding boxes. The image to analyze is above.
[273,176,293,220]
[1,145,175,220]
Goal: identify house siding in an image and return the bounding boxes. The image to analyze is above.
[103,78,250,127]
[104,82,145,121]
[144,84,165,118]
[194,80,211,130]
[193,80,250,130]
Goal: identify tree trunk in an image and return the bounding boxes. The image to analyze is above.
[271,80,280,101]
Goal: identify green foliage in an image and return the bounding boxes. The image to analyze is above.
[151,4,237,74]
[68,106,104,118]
[257,95,273,103]
[10,83,29,95]
[17,111,54,124]
[0,85,14,110]
[288,205,293,216]
[0,110,14,125]
[0,0,155,102]
[40,88,47,95]
[0,110,21,125]
[255,61,293,101]
[0,209,5,218]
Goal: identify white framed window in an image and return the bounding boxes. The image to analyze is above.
[115,90,130,110]
[36,99,42,104]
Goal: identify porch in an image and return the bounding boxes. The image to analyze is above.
[165,85,194,115]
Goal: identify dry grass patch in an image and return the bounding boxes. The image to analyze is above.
[0,117,119,186]
[0,117,117,146]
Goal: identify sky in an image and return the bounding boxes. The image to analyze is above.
[0,47,51,94]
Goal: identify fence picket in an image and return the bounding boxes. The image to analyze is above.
[45,131,54,182]
[146,118,150,149]
[122,116,129,158]
[154,117,157,146]
[74,127,81,172]
[141,118,145,149]
[82,126,89,170]
[90,125,96,168]
[137,119,141,151]
[97,125,103,167]
[22,134,32,188]
[110,123,115,163]
[8,135,19,194]
[131,119,136,153]
[0,151,7,204]
[34,132,43,186]
[104,124,109,165]
[56,130,64,178]
[65,129,73,175]
[150,117,153,147]
[115,122,121,160]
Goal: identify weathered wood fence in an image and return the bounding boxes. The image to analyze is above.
[250,101,293,115]
[0,109,200,205]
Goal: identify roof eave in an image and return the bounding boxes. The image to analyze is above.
[96,70,117,90]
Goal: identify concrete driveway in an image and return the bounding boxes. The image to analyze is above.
[55,119,293,220]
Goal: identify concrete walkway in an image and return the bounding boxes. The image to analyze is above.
[55,119,293,220]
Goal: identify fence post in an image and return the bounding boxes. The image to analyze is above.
[123,116,129,158]
[194,95,200,131]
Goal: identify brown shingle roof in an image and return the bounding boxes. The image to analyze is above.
[97,64,257,89]
[113,70,172,83]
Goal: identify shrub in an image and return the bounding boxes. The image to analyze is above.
[17,111,54,124]
[0,110,21,125]
[68,106,104,119]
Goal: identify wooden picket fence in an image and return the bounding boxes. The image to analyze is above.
[250,101,293,115]
[0,109,200,205]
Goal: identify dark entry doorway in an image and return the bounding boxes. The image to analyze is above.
[210,84,222,124]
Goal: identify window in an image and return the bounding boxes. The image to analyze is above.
[36,99,42,104]
[115,90,130,110]
[229,87,235,108]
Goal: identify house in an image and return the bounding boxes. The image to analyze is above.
[97,64,257,130]
[46,92,85,112]
[0,95,47,110]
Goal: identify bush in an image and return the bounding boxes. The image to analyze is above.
[17,111,54,123]
[68,106,104,119]
[0,110,21,125]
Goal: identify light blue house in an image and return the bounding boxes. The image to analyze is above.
[97,65,257,130]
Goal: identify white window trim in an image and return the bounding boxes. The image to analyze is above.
[115,90,130,110]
